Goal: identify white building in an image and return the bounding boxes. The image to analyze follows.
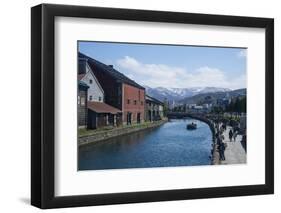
[187,104,197,109]
[78,60,104,102]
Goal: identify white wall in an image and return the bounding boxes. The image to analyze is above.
[0,0,279,212]
[81,70,104,102]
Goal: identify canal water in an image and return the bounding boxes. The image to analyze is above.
[78,119,213,170]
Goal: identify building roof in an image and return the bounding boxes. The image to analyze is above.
[146,95,164,105]
[78,58,88,74]
[78,74,86,80]
[79,52,145,90]
[88,101,121,114]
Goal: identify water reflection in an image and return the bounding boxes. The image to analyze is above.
[79,119,213,170]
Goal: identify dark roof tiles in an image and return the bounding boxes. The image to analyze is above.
[146,95,164,105]
[78,74,86,80]
[79,52,145,90]
[88,101,121,114]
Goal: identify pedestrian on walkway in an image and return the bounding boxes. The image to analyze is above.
[220,126,224,133]
[220,133,224,141]
[233,131,238,142]
[217,134,222,145]
[222,123,226,131]
[218,142,226,161]
[229,129,233,142]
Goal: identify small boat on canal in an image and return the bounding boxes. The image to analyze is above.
[186,122,197,130]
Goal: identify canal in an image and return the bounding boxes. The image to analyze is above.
[78,118,213,170]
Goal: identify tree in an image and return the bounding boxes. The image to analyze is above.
[163,98,169,116]
[225,96,246,113]
[212,106,223,114]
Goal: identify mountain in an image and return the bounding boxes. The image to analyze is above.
[178,88,246,105]
[144,86,231,103]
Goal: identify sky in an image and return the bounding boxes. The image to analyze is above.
[78,41,247,90]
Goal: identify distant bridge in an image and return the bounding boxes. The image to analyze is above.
[167,112,195,119]
[167,112,216,140]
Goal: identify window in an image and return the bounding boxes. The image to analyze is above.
[89,79,93,84]
[81,97,85,106]
[78,96,80,105]
[117,86,122,105]
[141,101,143,105]
[89,95,93,101]
[98,96,102,102]
[134,100,137,105]
[127,99,130,104]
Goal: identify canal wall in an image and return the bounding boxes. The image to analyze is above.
[79,119,167,146]
[187,114,219,165]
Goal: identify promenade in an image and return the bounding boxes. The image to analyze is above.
[216,126,246,165]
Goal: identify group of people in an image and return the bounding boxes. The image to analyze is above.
[214,122,239,161]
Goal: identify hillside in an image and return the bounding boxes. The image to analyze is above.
[178,88,246,105]
[145,86,231,102]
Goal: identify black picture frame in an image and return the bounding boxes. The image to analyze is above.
[31,3,274,209]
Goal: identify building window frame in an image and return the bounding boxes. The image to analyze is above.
[81,97,85,106]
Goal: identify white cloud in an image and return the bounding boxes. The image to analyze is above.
[237,49,247,58]
[116,56,246,89]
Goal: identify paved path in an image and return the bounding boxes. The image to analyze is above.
[219,126,246,165]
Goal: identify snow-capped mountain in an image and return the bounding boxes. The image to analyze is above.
[144,86,231,103]
[178,88,246,105]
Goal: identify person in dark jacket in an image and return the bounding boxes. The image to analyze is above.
[218,142,226,161]
[229,129,233,142]
[233,131,238,142]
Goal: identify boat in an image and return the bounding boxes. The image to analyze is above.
[186,122,197,130]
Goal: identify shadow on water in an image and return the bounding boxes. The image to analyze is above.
[79,119,213,171]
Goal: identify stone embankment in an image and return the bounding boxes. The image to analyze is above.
[187,114,218,164]
[79,119,167,146]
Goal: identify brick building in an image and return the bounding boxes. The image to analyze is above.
[145,95,164,122]
[123,83,145,124]
[79,52,145,125]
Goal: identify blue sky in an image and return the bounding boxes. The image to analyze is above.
[79,41,246,90]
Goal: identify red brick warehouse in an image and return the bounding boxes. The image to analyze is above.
[123,83,145,124]
[79,52,145,125]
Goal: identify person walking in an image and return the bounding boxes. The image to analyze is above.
[222,123,226,131]
[233,131,238,142]
[218,142,226,161]
[217,134,222,145]
[220,126,224,134]
[229,129,233,142]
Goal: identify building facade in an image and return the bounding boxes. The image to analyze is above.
[78,81,89,128]
[87,102,122,129]
[79,52,145,125]
[123,83,145,124]
[145,95,164,122]
[78,59,104,102]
